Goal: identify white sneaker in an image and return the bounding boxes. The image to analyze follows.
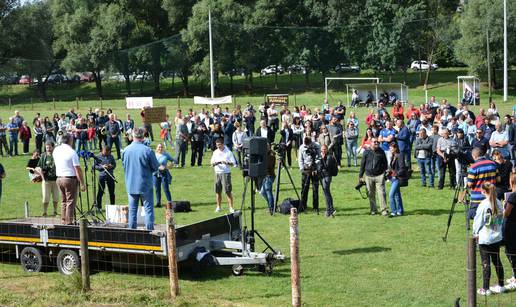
[229,208,235,213]
[489,285,506,294]
[477,288,492,296]
[215,207,221,213]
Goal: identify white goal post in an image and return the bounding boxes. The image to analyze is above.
[324,77,380,105]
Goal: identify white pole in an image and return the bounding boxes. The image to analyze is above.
[324,78,328,101]
[209,10,215,99]
[503,0,508,102]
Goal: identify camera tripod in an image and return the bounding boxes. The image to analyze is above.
[272,151,300,215]
[442,181,470,242]
[76,153,106,225]
[240,176,279,254]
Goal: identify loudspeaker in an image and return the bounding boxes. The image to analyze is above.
[242,137,268,178]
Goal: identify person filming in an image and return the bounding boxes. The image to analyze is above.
[94,146,116,210]
[298,137,321,213]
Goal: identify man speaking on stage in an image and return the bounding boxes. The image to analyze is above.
[122,127,159,230]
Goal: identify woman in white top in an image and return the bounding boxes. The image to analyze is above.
[473,182,505,296]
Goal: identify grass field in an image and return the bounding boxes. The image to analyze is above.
[0,71,516,306]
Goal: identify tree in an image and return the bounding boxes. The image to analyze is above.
[455,0,516,89]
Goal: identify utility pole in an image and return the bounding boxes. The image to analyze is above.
[487,27,492,101]
[209,10,215,99]
[503,0,508,102]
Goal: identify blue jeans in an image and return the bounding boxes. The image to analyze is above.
[417,158,434,186]
[154,172,172,205]
[260,175,275,209]
[128,190,155,230]
[175,140,187,167]
[346,139,358,166]
[389,178,404,215]
[9,134,18,156]
[75,139,87,152]
[431,155,440,181]
[401,149,411,169]
[107,136,121,159]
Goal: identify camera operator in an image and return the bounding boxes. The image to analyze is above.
[298,137,321,213]
[467,147,499,219]
[317,144,338,217]
[260,144,276,215]
[37,142,59,216]
[94,146,116,209]
[358,137,389,216]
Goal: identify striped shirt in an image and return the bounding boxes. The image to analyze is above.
[467,158,498,207]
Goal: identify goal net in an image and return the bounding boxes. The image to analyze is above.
[324,77,379,106]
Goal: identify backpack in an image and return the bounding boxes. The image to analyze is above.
[172,201,192,212]
[280,198,304,214]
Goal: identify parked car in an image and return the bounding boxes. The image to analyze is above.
[260,65,284,76]
[0,75,19,85]
[224,68,246,77]
[287,64,307,75]
[80,72,95,82]
[410,60,438,70]
[18,75,32,84]
[45,74,69,84]
[109,73,126,82]
[335,63,360,73]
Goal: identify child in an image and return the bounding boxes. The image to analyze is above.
[473,182,505,295]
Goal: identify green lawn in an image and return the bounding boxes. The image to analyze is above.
[0,76,516,306]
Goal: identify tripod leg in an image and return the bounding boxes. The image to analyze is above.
[283,161,301,200]
[273,160,282,214]
[240,176,249,211]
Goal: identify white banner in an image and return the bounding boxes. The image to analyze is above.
[194,95,232,105]
[126,97,153,109]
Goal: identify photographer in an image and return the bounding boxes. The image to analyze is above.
[454,129,472,187]
[37,142,59,216]
[318,144,338,217]
[298,137,321,213]
[358,137,389,216]
[95,146,116,209]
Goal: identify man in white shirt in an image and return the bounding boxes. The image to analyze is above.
[210,138,237,213]
[255,120,274,144]
[490,122,510,158]
[52,134,86,224]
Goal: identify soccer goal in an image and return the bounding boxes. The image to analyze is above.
[457,76,480,105]
[324,77,380,106]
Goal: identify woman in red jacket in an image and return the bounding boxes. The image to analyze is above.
[19,120,32,155]
[392,100,404,120]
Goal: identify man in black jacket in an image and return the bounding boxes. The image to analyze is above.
[95,146,116,209]
[256,120,275,144]
[318,144,338,217]
[191,116,207,166]
[507,115,516,167]
[279,121,293,167]
[359,137,389,215]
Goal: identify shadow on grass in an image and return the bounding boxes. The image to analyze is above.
[333,246,392,256]
[409,208,451,216]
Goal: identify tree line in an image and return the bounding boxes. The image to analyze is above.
[0,0,514,100]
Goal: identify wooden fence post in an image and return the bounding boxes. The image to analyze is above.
[467,236,476,307]
[166,203,180,298]
[290,208,301,307]
[76,97,79,110]
[8,98,11,109]
[53,98,56,110]
[31,98,33,110]
[79,219,91,292]
[24,201,29,218]
[177,96,181,109]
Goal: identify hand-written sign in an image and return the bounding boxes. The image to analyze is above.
[126,97,153,109]
[266,94,289,106]
[143,106,167,123]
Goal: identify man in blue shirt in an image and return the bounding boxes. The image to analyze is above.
[379,120,396,164]
[396,119,412,169]
[122,127,159,230]
[6,117,19,156]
